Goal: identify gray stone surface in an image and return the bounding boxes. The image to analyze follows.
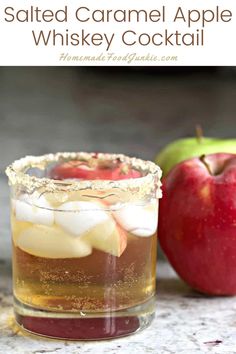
[1,67,236,353]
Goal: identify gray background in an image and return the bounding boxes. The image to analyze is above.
[1,67,236,260]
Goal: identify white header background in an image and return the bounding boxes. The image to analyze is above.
[0,0,235,65]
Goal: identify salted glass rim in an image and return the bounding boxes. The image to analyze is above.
[5,152,162,195]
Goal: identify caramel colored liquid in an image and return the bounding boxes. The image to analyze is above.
[13,231,157,313]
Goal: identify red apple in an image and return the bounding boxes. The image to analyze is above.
[50,159,141,180]
[159,153,236,295]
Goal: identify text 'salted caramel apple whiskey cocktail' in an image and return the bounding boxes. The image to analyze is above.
[6,152,162,340]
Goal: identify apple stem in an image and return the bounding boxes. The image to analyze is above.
[200,155,212,175]
[195,125,203,143]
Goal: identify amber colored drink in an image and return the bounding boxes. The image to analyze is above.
[13,220,156,313]
[6,152,162,339]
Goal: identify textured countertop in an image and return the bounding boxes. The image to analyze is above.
[1,261,236,354]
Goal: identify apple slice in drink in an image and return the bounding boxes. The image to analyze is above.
[82,220,127,257]
[11,215,32,244]
[55,200,128,257]
[55,201,110,236]
[16,224,92,259]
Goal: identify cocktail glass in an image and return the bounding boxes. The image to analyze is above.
[6,152,162,340]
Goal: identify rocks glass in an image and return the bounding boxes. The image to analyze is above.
[6,152,162,340]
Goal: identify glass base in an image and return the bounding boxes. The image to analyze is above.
[14,296,156,340]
